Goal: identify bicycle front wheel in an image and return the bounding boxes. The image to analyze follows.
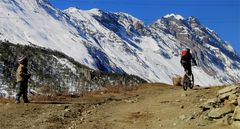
[182,77,188,91]
[189,74,194,89]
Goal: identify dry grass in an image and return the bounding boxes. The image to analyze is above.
[30,95,65,102]
[85,83,152,95]
[0,97,14,103]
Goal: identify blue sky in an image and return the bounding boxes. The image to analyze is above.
[50,0,240,53]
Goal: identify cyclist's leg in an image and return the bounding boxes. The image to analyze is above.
[187,64,194,85]
[187,64,192,76]
[182,65,188,79]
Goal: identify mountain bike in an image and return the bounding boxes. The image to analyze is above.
[182,70,194,91]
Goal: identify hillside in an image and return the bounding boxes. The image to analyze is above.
[0,0,239,86]
[0,41,146,97]
[1,84,239,129]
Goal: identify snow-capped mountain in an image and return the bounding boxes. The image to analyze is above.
[0,0,239,86]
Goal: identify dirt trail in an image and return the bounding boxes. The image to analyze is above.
[0,84,236,129]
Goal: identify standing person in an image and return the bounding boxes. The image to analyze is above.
[180,48,197,76]
[15,55,31,103]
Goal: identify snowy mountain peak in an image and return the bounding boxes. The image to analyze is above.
[64,8,103,16]
[64,7,79,13]
[163,13,185,20]
[86,8,104,16]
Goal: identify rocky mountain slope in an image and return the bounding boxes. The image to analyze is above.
[0,0,239,87]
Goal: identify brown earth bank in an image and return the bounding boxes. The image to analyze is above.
[0,83,238,129]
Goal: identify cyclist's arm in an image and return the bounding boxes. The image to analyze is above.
[190,54,197,66]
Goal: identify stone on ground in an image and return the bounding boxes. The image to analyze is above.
[208,103,235,119]
[217,85,240,95]
[233,106,240,121]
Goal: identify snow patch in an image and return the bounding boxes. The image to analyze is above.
[164,13,184,20]
[53,56,77,73]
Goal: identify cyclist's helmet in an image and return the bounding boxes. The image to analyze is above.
[186,48,190,53]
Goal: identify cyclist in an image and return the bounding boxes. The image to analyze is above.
[180,48,197,76]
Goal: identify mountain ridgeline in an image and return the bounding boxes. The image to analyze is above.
[0,0,239,88]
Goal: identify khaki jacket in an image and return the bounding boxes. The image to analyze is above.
[16,64,29,82]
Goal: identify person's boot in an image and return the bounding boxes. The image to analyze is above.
[23,98,30,103]
[24,100,30,103]
[23,92,30,103]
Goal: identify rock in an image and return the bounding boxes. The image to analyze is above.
[237,97,240,106]
[124,98,138,103]
[232,121,240,128]
[179,115,186,120]
[230,100,238,105]
[200,102,212,111]
[221,114,233,125]
[224,99,238,108]
[180,105,184,109]
[229,94,237,101]
[217,85,240,95]
[86,110,92,114]
[190,111,201,120]
[172,76,182,86]
[181,93,187,97]
[197,123,207,127]
[64,105,69,110]
[224,100,231,106]
[218,90,237,101]
[200,98,206,102]
[208,103,235,119]
[175,99,180,102]
[201,98,221,109]
[208,108,222,119]
[224,98,238,106]
[233,106,240,121]
[65,108,71,112]
[64,111,77,118]
[207,98,219,104]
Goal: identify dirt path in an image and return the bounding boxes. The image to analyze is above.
[0,84,236,129]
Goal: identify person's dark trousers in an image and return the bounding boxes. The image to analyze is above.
[183,63,192,76]
[16,81,29,103]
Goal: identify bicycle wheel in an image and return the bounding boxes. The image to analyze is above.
[182,75,188,91]
[189,74,194,89]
